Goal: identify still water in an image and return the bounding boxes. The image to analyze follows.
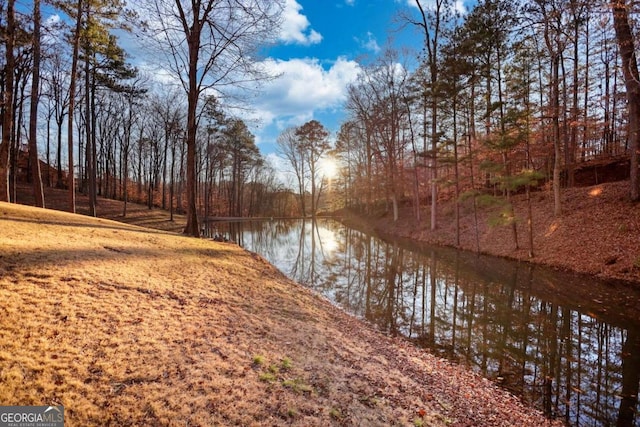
[206,218,640,427]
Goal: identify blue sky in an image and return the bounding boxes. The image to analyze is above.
[244,0,426,157]
[37,0,438,164]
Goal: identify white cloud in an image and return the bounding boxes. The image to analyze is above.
[404,0,467,15]
[345,0,356,5]
[279,0,323,45]
[242,56,361,132]
[44,14,61,27]
[454,0,467,14]
[358,32,381,53]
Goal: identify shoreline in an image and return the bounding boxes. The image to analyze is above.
[15,180,640,287]
[10,182,640,425]
[336,180,640,287]
[0,201,562,426]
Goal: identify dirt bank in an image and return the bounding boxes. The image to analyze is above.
[344,180,640,286]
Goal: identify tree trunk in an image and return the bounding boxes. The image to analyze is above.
[496,46,518,249]
[527,184,534,258]
[430,85,438,230]
[170,140,176,221]
[582,17,590,162]
[612,0,640,201]
[413,0,442,231]
[162,130,169,209]
[13,70,28,202]
[46,112,51,188]
[552,54,562,216]
[122,155,128,217]
[452,93,460,247]
[28,0,45,207]
[86,48,96,217]
[54,112,65,187]
[67,0,83,213]
[0,0,15,202]
[137,127,143,202]
[568,21,580,187]
[469,81,481,253]
[183,26,201,237]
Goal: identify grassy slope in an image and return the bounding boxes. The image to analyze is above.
[0,202,560,426]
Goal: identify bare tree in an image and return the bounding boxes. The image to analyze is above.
[403,0,453,230]
[145,0,284,236]
[0,0,16,202]
[119,77,148,217]
[528,0,570,216]
[29,0,45,208]
[611,0,640,201]
[346,53,410,222]
[295,120,330,217]
[277,127,307,216]
[345,81,377,216]
[41,42,71,190]
[67,0,83,213]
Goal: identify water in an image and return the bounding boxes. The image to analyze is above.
[205,218,640,426]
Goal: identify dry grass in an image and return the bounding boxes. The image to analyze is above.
[0,201,560,426]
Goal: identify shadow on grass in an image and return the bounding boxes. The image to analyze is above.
[0,244,233,276]
[14,183,187,234]
[1,215,237,279]
[4,215,174,236]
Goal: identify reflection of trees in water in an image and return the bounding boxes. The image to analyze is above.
[215,219,640,427]
[212,219,341,287]
[331,229,637,427]
[618,329,640,426]
[290,219,337,286]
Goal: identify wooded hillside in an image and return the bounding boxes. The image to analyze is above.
[2,1,640,237]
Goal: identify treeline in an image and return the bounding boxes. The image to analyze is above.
[326,0,640,252]
[0,0,298,227]
[1,0,639,240]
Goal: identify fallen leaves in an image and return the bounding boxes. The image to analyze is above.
[362,180,640,285]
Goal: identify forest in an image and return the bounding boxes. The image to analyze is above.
[1,0,639,240]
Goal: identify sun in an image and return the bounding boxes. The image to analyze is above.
[317,226,339,254]
[319,157,339,180]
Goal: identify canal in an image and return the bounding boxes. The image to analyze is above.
[205,218,640,426]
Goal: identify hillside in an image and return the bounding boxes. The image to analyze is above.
[353,180,640,286]
[0,201,560,426]
[15,180,640,285]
